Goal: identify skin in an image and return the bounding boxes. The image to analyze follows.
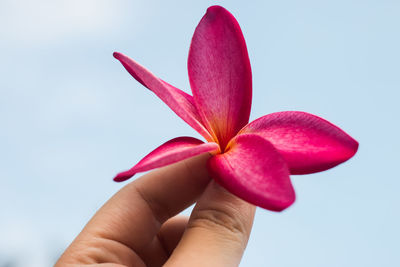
[55,153,256,267]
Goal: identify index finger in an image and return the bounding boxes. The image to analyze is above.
[59,153,211,264]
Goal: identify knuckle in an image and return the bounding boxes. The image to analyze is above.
[132,182,172,224]
[188,206,248,243]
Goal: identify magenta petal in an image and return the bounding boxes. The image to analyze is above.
[114,137,219,182]
[188,6,252,149]
[113,52,213,141]
[240,111,359,174]
[207,134,295,211]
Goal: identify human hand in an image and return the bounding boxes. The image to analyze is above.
[55,153,256,267]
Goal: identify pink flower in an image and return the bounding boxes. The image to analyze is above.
[112,6,358,211]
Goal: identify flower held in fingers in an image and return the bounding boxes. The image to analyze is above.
[113,6,358,211]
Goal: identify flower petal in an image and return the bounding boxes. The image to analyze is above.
[113,52,213,141]
[207,134,295,211]
[114,137,219,182]
[240,111,359,174]
[188,6,252,149]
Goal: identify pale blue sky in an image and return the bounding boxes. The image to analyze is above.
[0,0,399,266]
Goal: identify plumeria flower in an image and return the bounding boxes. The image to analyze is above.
[112,5,358,211]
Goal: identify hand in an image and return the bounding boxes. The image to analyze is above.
[55,153,256,267]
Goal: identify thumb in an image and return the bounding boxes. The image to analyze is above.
[165,180,256,267]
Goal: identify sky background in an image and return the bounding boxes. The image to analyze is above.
[0,0,399,266]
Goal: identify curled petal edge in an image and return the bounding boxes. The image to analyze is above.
[114,52,213,141]
[114,137,220,182]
